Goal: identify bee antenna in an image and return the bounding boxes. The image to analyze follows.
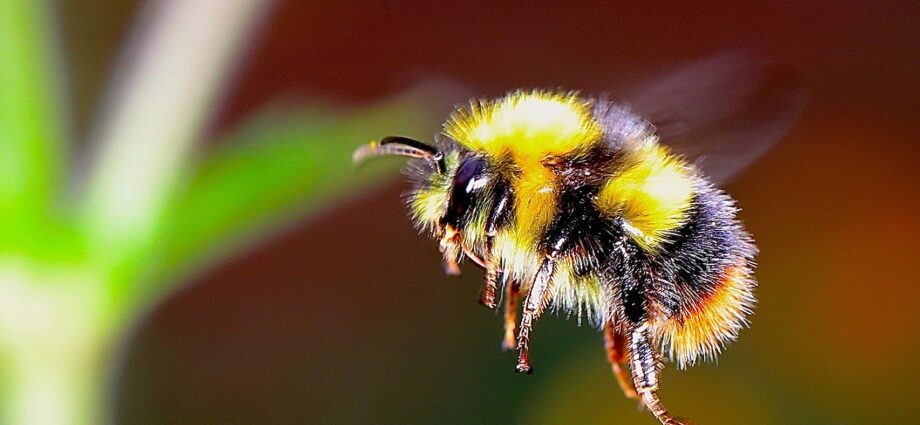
[353,135,446,173]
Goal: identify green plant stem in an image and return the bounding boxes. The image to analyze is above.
[2,330,105,425]
[0,264,111,425]
[82,0,270,302]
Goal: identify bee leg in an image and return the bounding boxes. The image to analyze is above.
[501,279,519,351]
[460,247,499,309]
[478,253,500,308]
[603,322,639,400]
[629,324,686,425]
[515,258,555,374]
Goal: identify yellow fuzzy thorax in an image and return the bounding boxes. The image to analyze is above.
[596,141,695,251]
[444,91,603,249]
[443,90,601,159]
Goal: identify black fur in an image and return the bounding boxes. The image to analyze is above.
[655,183,757,320]
[610,242,652,324]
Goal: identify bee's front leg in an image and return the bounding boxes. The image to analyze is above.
[629,324,686,425]
[479,254,500,308]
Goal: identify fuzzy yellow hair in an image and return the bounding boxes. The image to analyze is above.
[443,90,601,160]
[596,142,695,251]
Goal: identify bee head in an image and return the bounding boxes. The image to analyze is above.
[354,136,492,275]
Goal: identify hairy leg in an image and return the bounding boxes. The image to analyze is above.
[479,257,500,308]
[629,325,686,425]
[460,247,500,309]
[516,259,555,374]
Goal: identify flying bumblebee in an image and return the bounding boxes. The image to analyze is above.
[354,53,802,425]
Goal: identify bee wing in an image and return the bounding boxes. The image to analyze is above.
[628,52,806,185]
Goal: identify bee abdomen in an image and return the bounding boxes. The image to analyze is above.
[652,183,758,368]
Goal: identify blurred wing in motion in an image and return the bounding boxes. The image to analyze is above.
[628,52,806,185]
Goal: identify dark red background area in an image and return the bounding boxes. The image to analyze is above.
[61,1,920,424]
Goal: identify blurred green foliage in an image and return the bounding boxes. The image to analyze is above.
[0,0,66,258]
[156,99,433,288]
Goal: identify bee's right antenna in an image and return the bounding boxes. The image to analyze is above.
[352,136,445,173]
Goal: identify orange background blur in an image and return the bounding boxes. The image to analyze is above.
[63,1,919,424]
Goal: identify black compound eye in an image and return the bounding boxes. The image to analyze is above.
[444,157,489,227]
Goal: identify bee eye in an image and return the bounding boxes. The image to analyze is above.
[444,157,489,227]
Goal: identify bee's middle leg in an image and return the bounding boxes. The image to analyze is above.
[515,258,555,374]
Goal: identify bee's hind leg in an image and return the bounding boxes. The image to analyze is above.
[628,324,687,425]
[603,322,639,401]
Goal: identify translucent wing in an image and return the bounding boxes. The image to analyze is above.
[628,51,806,185]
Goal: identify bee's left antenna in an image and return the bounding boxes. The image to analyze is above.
[352,136,445,173]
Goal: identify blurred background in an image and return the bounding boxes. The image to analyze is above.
[4,1,918,424]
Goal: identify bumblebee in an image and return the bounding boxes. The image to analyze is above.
[354,55,800,425]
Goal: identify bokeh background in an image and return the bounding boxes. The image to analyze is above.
[45,1,920,424]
